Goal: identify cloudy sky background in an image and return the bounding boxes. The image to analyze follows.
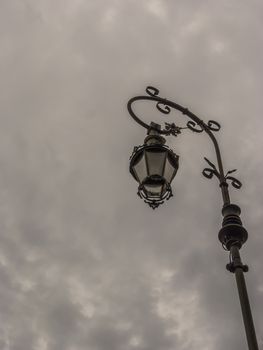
[0,0,263,349]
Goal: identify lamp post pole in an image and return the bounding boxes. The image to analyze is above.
[127,86,258,350]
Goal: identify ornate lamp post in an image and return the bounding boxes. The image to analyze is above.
[127,86,258,350]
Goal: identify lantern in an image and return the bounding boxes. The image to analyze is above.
[130,128,179,209]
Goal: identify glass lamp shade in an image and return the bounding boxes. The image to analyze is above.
[130,143,179,208]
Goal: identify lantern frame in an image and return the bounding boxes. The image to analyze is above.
[130,142,179,209]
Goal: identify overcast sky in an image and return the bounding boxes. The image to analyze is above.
[0,1,263,349]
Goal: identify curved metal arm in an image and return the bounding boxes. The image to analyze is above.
[127,86,242,206]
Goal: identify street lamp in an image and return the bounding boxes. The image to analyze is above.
[127,86,258,350]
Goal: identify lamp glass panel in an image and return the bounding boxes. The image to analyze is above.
[164,156,177,183]
[145,150,166,176]
[133,151,147,183]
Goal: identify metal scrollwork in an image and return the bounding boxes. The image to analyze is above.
[202,158,242,189]
[186,119,220,134]
[224,170,242,189]
[137,184,173,209]
[226,177,242,189]
[207,120,221,131]
[202,157,221,180]
[187,120,204,133]
[130,86,222,137]
[156,102,171,114]
[128,86,244,207]
[146,86,160,97]
[130,145,143,160]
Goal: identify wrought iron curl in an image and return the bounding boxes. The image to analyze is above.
[187,120,204,133]
[226,177,242,189]
[207,120,221,131]
[156,102,171,114]
[146,87,171,115]
[146,86,160,97]
[202,157,221,180]
[225,169,242,189]
[202,168,220,180]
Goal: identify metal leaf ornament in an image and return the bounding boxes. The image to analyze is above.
[165,123,182,136]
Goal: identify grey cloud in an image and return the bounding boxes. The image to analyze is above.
[0,0,263,349]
